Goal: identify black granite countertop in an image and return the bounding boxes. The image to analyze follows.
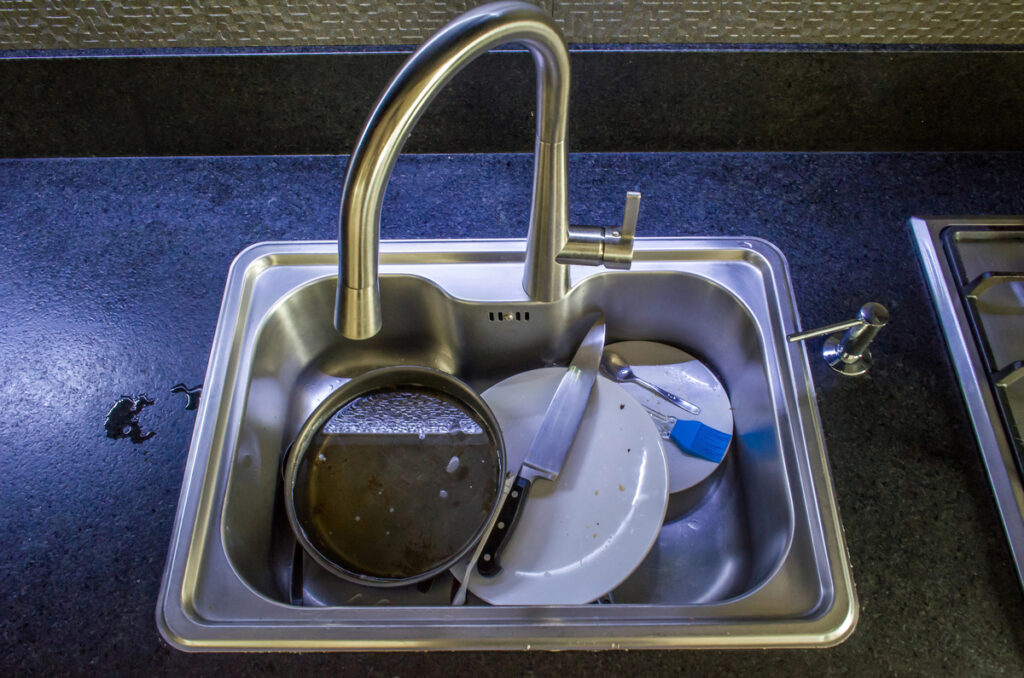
[2,152,1024,675]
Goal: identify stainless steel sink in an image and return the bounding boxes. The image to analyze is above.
[157,236,857,650]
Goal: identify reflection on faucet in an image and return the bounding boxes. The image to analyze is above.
[335,1,635,340]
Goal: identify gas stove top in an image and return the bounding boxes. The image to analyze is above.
[913,217,1024,588]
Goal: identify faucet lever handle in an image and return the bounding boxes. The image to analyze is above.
[603,191,640,270]
[557,191,640,269]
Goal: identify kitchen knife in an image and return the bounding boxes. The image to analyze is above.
[477,314,606,577]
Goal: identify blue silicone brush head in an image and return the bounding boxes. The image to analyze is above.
[668,419,731,463]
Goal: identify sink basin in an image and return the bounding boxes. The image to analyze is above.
[157,236,857,650]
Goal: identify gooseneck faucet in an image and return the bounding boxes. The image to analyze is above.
[336,1,637,339]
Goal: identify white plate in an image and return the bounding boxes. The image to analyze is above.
[450,367,669,605]
[606,341,733,495]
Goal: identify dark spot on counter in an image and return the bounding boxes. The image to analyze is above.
[104,395,155,444]
[170,383,202,410]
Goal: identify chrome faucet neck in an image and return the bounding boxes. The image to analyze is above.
[336,1,571,339]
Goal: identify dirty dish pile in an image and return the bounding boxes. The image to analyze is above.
[450,367,670,605]
[280,342,723,603]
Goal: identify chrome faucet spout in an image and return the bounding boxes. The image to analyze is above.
[336,1,571,339]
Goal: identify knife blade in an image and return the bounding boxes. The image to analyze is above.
[477,314,606,577]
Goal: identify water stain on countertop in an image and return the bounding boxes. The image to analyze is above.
[171,383,202,410]
[104,395,156,443]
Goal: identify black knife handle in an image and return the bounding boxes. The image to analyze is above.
[476,474,532,577]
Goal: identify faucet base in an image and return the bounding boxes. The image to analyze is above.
[335,284,382,339]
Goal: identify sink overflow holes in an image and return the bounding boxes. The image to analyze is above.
[488,310,530,322]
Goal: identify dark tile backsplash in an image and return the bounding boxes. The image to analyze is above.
[2,48,1024,157]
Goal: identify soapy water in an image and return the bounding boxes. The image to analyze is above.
[303,426,500,578]
[297,385,503,579]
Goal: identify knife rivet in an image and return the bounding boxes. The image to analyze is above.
[482,554,492,561]
[497,521,505,529]
[511,491,519,498]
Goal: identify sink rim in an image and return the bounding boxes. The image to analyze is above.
[157,236,858,651]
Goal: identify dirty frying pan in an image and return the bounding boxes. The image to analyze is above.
[283,366,506,587]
